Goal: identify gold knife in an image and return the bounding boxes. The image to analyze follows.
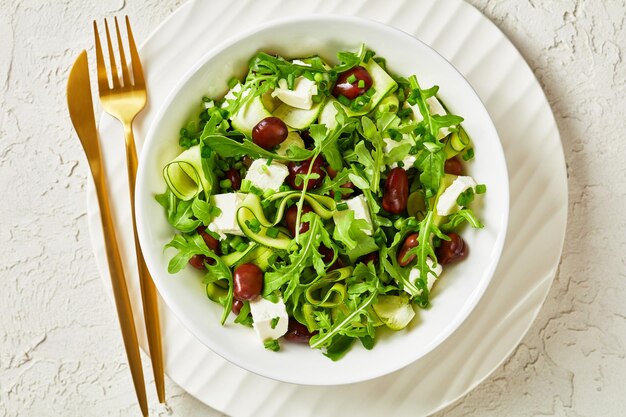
[67,50,148,417]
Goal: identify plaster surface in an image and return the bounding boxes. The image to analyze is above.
[0,1,624,416]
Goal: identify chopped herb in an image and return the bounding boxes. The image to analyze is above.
[264,339,281,351]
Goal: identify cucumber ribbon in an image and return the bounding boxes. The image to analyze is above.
[163,145,213,200]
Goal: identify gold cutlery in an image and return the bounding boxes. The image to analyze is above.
[93,16,165,403]
[67,51,149,416]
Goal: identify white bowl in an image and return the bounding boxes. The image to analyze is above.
[136,15,509,386]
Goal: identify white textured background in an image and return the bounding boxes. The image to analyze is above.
[1,0,625,416]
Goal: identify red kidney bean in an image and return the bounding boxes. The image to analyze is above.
[233,263,264,301]
[285,204,314,236]
[382,167,409,214]
[198,226,220,253]
[436,233,468,265]
[224,168,242,190]
[252,117,288,149]
[188,254,207,270]
[444,156,464,176]
[284,318,317,343]
[397,233,419,267]
[318,245,335,264]
[286,157,326,190]
[231,299,244,315]
[332,66,373,100]
[360,251,379,265]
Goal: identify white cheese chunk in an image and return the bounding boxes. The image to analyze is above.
[271,76,318,110]
[249,296,289,342]
[292,59,311,67]
[407,97,451,139]
[436,175,477,216]
[245,158,289,192]
[404,258,443,296]
[208,193,246,238]
[383,134,416,169]
[275,131,305,159]
[222,82,243,104]
[333,195,373,235]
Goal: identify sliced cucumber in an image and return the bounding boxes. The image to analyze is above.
[206,282,228,304]
[163,145,212,200]
[231,95,271,136]
[265,191,336,221]
[275,131,305,158]
[236,194,293,250]
[443,126,471,159]
[372,295,415,330]
[318,97,339,130]
[248,246,274,271]
[376,93,399,114]
[261,90,280,113]
[221,243,258,267]
[272,100,324,130]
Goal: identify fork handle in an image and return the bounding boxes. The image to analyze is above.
[91,158,149,416]
[123,122,166,403]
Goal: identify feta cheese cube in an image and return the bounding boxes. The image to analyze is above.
[271,76,318,110]
[208,193,246,238]
[333,195,373,235]
[249,296,289,342]
[407,97,451,139]
[383,135,416,169]
[436,175,477,216]
[404,258,442,296]
[275,131,305,158]
[245,159,289,192]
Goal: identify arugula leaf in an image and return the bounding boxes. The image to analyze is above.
[203,134,313,161]
[441,209,484,232]
[202,251,234,324]
[164,233,211,274]
[234,301,252,326]
[415,146,446,200]
[191,197,214,226]
[332,211,378,262]
[347,172,370,190]
[156,189,201,233]
[263,215,325,299]
[359,117,383,193]
[323,335,355,361]
[310,290,378,349]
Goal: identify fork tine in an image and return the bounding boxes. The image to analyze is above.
[125,16,145,88]
[93,21,110,92]
[104,19,120,88]
[114,17,131,87]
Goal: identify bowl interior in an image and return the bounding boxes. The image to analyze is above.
[136,16,509,386]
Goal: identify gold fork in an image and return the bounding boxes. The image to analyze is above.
[93,16,165,403]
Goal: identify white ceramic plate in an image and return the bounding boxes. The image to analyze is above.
[87,0,567,414]
[135,15,508,386]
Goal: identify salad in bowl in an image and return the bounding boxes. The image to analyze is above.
[155,44,485,360]
[136,15,508,385]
